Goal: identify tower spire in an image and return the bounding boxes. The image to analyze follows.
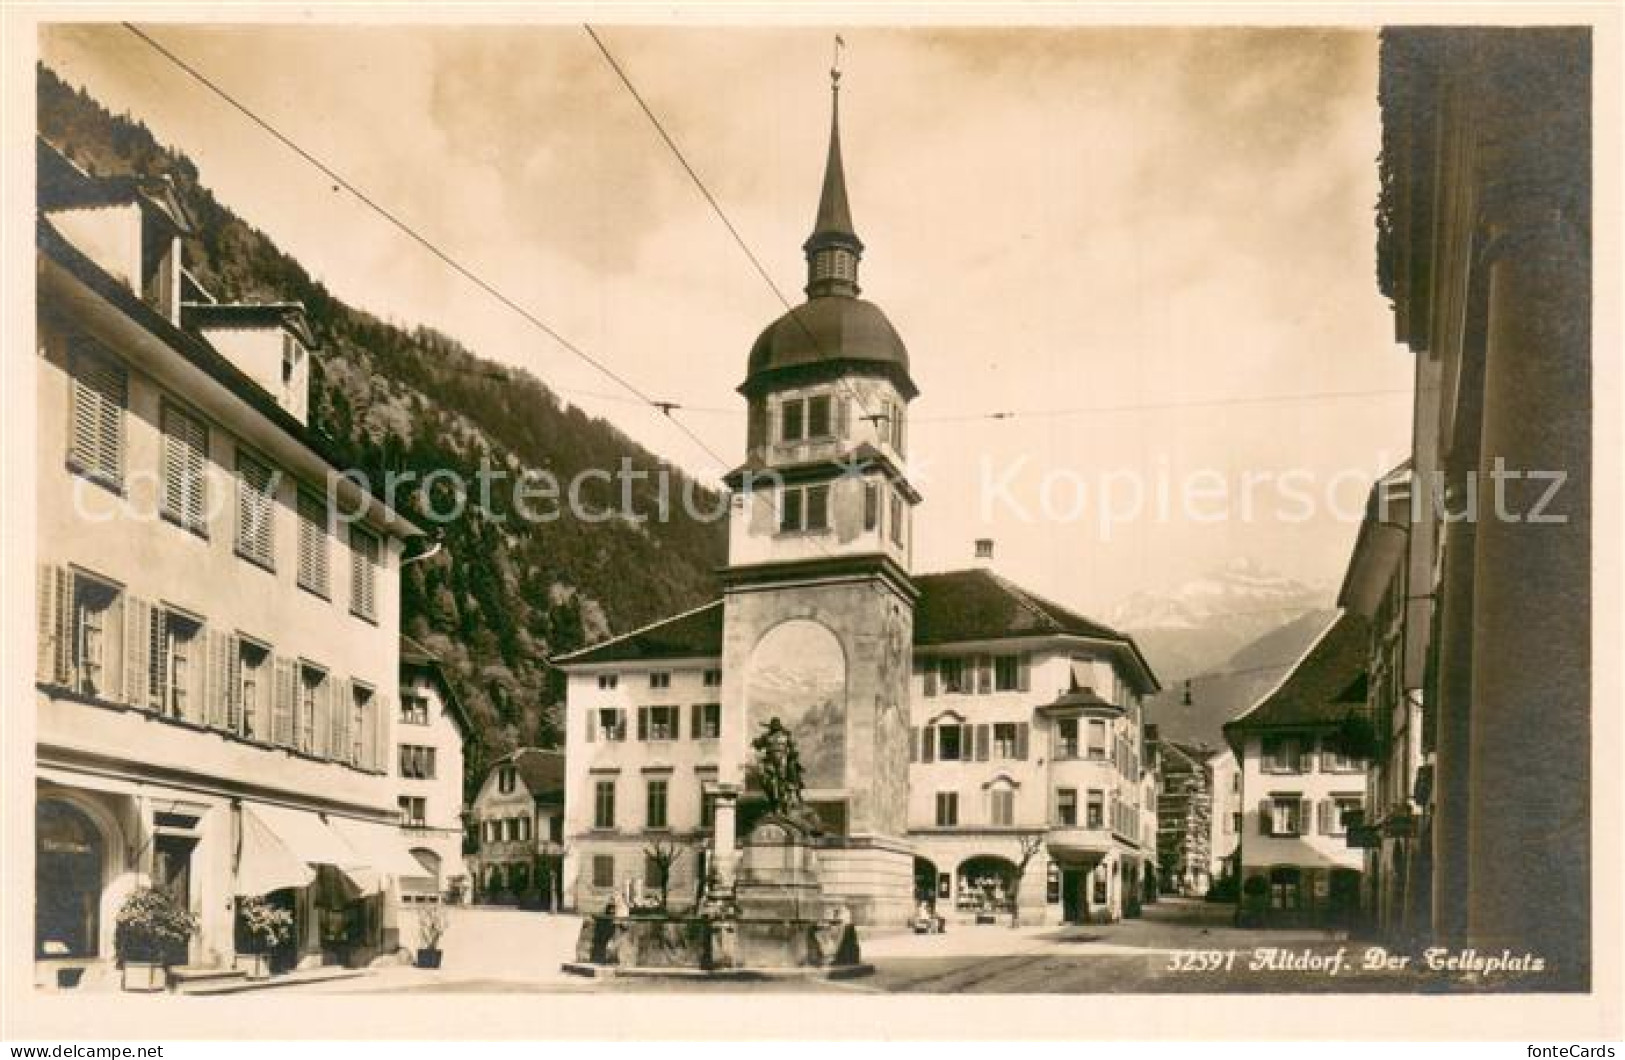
[804,35,863,298]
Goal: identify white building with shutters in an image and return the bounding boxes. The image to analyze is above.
[32,141,426,990]
[1222,612,1370,928]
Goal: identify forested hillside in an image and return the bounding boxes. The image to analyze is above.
[38,65,728,793]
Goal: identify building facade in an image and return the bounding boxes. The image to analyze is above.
[1223,613,1369,928]
[468,749,566,908]
[1207,747,1243,885]
[1153,740,1214,897]
[34,142,426,989]
[396,637,474,903]
[1373,28,1590,985]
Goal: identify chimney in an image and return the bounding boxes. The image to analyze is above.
[974,538,995,567]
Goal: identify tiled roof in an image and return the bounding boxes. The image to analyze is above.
[556,569,1157,692]
[505,748,565,802]
[1224,611,1370,739]
[913,569,1127,646]
[399,635,475,737]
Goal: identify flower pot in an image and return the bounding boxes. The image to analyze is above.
[415,947,443,969]
[121,961,166,993]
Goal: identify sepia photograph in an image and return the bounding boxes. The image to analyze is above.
[2,2,1618,1047]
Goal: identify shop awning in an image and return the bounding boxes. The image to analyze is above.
[236,805,317,895]
[329,817,435,890]
[239,803,369,896]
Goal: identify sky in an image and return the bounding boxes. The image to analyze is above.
[38,21,1415,618]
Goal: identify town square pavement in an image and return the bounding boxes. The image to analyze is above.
[284,898,1482,995]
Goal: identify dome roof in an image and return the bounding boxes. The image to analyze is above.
[744,295,915,397]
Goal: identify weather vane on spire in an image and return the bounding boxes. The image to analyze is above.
[832,34,845,89]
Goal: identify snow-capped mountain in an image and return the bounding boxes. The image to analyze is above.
[1110,558,1334,681]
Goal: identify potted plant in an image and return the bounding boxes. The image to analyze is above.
[114,886,197,992]
[237,896,294,980]
[415,904,448,969]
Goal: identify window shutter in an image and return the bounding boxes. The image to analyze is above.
[297,492,329,595]
[272,657,296,747]
[977,656,992,694]
[149,609,170,713]
[975,724,990,762]
[1017,654,1031,692]
[1302,797,1316,836]
[637,707,649,741]
[205,628,230,729]
[584,706,595,743]
[36,564,70,685]
[837,395,851,438]
[371,694,390,772]
[691,703,703,740]
[1317,798,1334,835]
[162,405,208,532]
[922,725,936,763]
[71,349,126,485]
[122,596,151,709]
[909,726,920,762]
[1258,798,1274,837]
[225,637,243,733]
[923,661,937,697]
[236,454,276,565]
[1015,723,1030,761]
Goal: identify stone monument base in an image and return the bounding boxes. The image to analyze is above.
[814,833,915,929]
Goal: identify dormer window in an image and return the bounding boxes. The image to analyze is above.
[497,766,517,794]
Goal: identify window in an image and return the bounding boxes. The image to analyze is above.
[350,527,379,621]
[1261,735,1303,773]
[1055,718,1079,759]
[889,491,905,546]
[71,574,121,699]
[638,705,680,741]
[937,724,964,762]
[693,702,722,740]
[234,452,276,567]
[1086,790,1105,829]
[296,491,330,597]
[592,707,628,742]
[1325,795,1364,837]
[863,481,880,532]
[350,683,373,767]
[592,854,615,889]
[934,792,958,827]
[1055,788,1078,827]
[497,767,517,794]
[399,744,436,780]
[400,693,429,726]
[939,658,968,695]
[646,778,669,829]
[994,654,1021,692]
[702,668,722,688]
[1087,719,1109,759]
[155,610,202,720]
[990,787,1015,827]
[597,673,619,691]
[1269,866,1303,911]
[398,796,426,827]
[68,345,126,489]
[1230,811,1242,835]
[1267,796,1305,837]
[779,394,835,443]
[780,399,805,443]
[778,484,830,533]
[237,638,269,739]
[1322,738,1361,773]
[699,789,717,829]
[593,780,616,830]
[993,723,1026,760]
[160,403,208,534]
[649,671,671,690]
[296,665,326,754]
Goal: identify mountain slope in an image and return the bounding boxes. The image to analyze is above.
[38,65,728,794]
[1109,557,1333,680]
[1144,607,1338,750]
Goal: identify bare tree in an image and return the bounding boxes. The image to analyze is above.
[642,837,687,910]
[1008,833,1046,928]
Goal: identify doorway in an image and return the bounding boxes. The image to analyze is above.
[1061,868,1086,924]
